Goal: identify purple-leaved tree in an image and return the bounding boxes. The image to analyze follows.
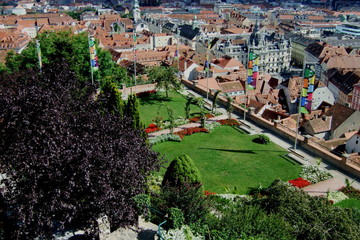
[0,61,160,238]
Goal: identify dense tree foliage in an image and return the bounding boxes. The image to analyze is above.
[257,180,360,240]
[4,31,129,85]
[148,66,180,98]
[0,61,160,238]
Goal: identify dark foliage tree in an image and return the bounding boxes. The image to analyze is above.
[0,61,160,238]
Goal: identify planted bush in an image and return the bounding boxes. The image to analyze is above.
[253,134,271,145]
[288,178,311,188]
[299,165,333,184]
[216,119,240,126]
[149,134,181,145]
[327,191,348,204]
[175,127,208,139]
[204,121,221,132]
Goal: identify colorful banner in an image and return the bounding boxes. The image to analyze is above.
[247,49,259,90]
[204,60,210,72]
[88,36,99,71]
[300,64,316,114]
[174,49,178,60]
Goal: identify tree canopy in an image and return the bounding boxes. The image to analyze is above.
[148,66,180,97]
[4,31,129,85]
[0,61,160,238]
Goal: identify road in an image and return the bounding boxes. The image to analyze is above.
[181,87,360,189]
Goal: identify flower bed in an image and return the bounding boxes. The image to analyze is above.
[339,186,360,199]
[288,178,311,188]
[299,165,333,184]
[204,190,217,196]
[136,90,157,98]
[188,114,215,122]
[145,123,160,133]
[175,127,209,139]
[216,119,240,126]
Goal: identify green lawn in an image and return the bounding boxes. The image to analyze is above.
[335,198,360,210]
[153,126,301,194]
[139,91,204,126]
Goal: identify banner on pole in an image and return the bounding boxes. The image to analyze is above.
[300,64,316,114]
[247,49,259,90]
[88,36,99,71]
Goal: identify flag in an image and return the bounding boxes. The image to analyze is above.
[88,36,99,71]
[247,49,259,90]
[204,60,210,72]
[174,49,178,60]
[300,64,316,114]
[133,32,137,43]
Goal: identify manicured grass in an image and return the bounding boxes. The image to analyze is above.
[335,198,360,210]
[139,91,204,126]
[153,126,301,194]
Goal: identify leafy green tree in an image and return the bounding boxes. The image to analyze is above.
[125,94,143,130]
[185,95,195,119]
[207,204,294,240]
[0,61,160,238]
[98,78,125,117]
[258,180,360,240]
[166,105,175,134]
[225,94,234,120]
[212,90,221,114]
[148,66,180,98]
[4,31,129,85]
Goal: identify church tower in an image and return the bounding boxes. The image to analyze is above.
[133,0,141,23]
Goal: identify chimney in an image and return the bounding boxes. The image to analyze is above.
[323,106,330,113]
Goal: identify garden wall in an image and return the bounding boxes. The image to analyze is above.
[182,79,360,178]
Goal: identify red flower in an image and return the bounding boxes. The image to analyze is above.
[175,127,209,139]
[216,119,240,126]
[288,178,311,188]
[204,190,217,196]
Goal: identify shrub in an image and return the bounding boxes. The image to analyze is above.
[339,186,360,199]
[162,154,202,188]
[252,134,271,145]
[204,121,221,132]
[288,178,311,188]
[145,123,160,133]
[163,225,203,240]
[189,113,214,122]
[327,191,349,204]
[148,134,181,145]
[162,117,189,129]
[216,119,240,126]
[168,208,185,229]
[299,165,333,184]
[136,90,157,98]
[175,127,208,139]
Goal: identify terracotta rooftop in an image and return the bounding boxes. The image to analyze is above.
[324,103,356,131]
[218,81,244,93]
[212,56,244,69]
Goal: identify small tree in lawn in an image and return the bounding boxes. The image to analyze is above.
[225,94,234,120]
[195,97,206,128]
[185,95,196,119]
[212,90,221,114]
[166,105,175,134]
[148,66,180,98]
